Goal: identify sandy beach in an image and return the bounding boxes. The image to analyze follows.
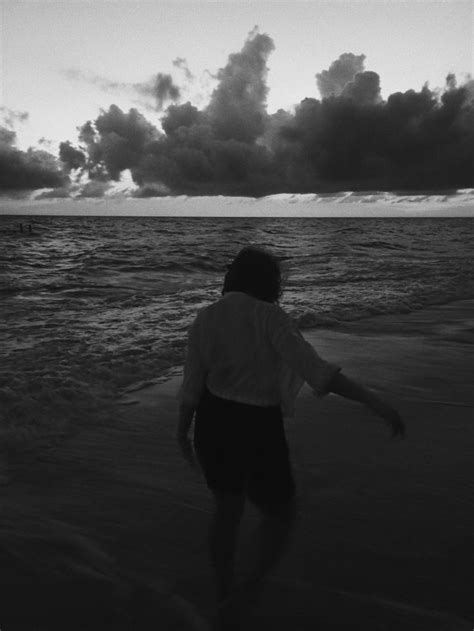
[1,299,473,630]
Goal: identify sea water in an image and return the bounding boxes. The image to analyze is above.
[1,212,473,446]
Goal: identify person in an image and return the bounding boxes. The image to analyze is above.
[176,245,405,627]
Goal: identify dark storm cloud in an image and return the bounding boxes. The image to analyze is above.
[0,127,17,147]
[316,53,366,99]
[132,30,276,194]
[276,74,474,191]
[341,71,382,105]
[59,141,86,172]
[116,29,277,195]
[47,38,474,197]
[462,76,474,103]
[0,125,67,191]
[445,73,457,91]
[73,105,162,181]
[205,27,274,143]
[0,107,66,191]
[161,102,204,136]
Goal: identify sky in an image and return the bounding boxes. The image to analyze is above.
[1,0,472,151]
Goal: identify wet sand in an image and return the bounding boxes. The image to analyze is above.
[1,300,473,629]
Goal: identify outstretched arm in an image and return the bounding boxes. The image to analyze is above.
[328,372,405,438]
[326,372,373,405]
[269,306,405,437]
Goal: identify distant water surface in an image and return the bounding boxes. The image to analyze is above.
[1,215,473,445]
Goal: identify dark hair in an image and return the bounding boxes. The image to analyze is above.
[222,246,282,303]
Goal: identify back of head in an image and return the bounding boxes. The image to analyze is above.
[222,246,282,304]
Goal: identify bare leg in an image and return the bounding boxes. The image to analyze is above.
[214,497,298,629]
[209,492,245,604]
[249,497,298,583]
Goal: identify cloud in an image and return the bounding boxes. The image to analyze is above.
[6,36,468,197]
[446,73,457,91]
[75,105,162,181]
[0,127,17,147]
[62,68,127,93]
[38,137,56,150]
[132,181,171,197]
[77,180,110,198]
[161,102,203,136]
[101,29,278,195]
[34,187,72,200]
[461,76,474,104]
[277,75,474,191]
[63,68,181,111]
[341,71,382,105]
[205,27,274,143]
[0,107,29,129]
[173,57,194,82]
[316,53,366,99]
[0,107,68,191]
[0,125,67,191]
[59,141,87,172]
[135,73,181,110]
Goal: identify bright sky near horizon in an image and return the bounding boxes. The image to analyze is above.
[1,0,472,152]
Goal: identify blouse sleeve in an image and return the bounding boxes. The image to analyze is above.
[177,315,208,406]
[269,306,341,398]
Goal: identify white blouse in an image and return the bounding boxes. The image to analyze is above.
[177,291,341,418]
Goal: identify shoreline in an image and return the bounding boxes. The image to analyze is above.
[1,299,473,629]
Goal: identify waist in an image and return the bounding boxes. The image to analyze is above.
[202,385,281,411]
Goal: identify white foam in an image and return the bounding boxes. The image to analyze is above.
[3,190,474,217]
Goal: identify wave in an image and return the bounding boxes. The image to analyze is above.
[0,283,140,297]
[295,289,474,329]
[261,189,474,206]
[4,188,474,216]
[3,289,470,454]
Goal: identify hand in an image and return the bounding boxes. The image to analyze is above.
[177,434,201,473]
[366,394,406,439]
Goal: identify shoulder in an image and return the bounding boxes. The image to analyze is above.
[260,301,299,338]
[189,297,223,331]
[186,303,210,335]
[266,301,294,323]
[228,294,291,326]
[191,304,211,328]
[192,293,292,325]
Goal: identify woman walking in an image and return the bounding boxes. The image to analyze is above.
[177,246,404,628]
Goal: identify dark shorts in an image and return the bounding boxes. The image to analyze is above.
[193,387,296,514]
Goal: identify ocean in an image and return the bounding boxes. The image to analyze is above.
[1,211,473,448]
